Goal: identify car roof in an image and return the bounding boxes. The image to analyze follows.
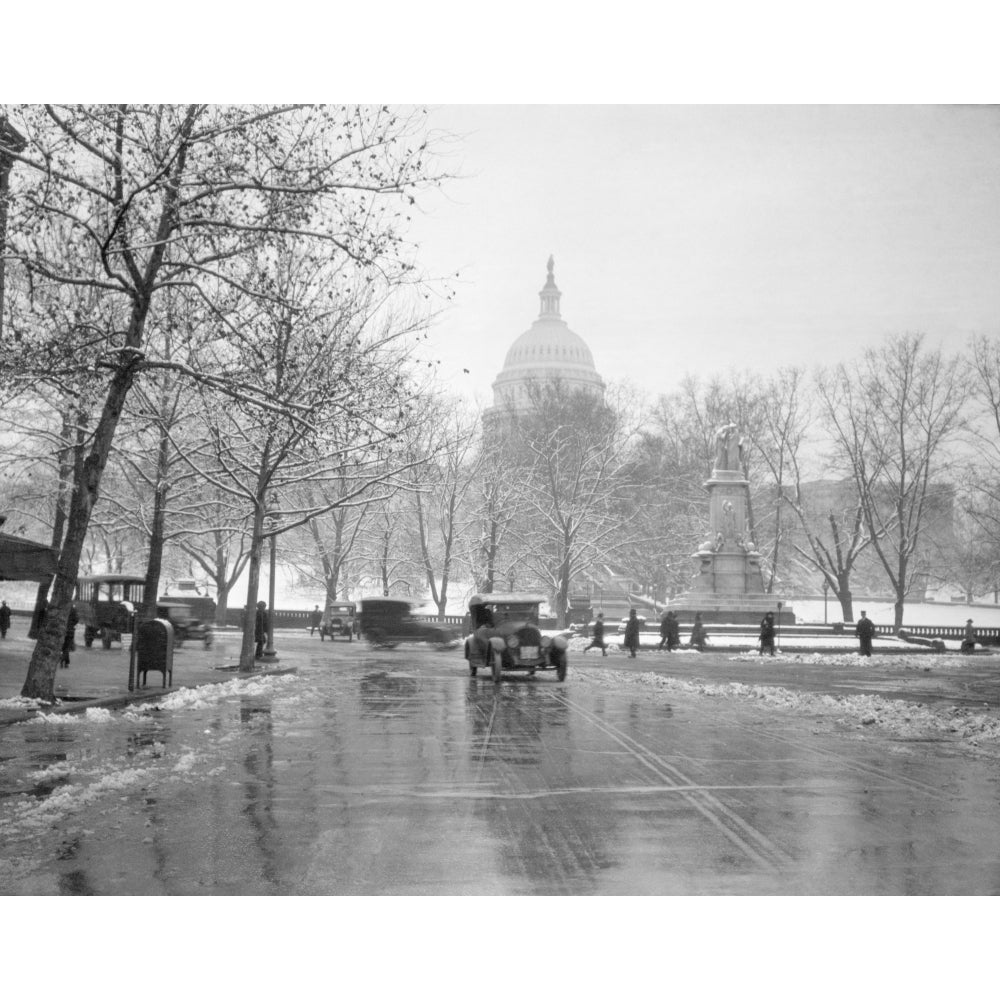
[470,593,546,606]
[79,574,145,584]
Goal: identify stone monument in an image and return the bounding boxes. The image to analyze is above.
[668,423,794,625]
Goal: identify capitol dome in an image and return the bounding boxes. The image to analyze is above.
[490,257,605,412]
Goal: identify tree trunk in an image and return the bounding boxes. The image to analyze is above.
[21,362,140,700]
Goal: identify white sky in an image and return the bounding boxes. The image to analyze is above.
[410,104,1000,407]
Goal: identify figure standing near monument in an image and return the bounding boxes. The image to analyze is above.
[855,610,875,657]
[758,611,776,656]
[689,613,707,651]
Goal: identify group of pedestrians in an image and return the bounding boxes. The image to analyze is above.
[583,608,707,656]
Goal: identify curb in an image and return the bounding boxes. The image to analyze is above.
[0,666,297,728]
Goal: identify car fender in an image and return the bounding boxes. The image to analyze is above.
[488,636,507,656]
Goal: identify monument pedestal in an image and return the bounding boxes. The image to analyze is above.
[668,466,795,625]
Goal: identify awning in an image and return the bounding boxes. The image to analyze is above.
[0,532,58,582]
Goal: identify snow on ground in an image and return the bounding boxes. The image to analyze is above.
[578,656,1000,747]
[0,673,305,844]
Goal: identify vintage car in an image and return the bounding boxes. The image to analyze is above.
[464,593,568,683]
[76,574,145,648]
[358,598,460,649]
[321,602,357,641]
[154,600,214,649]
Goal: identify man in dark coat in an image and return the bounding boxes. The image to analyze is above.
[309,605,322,636]
[689,613,707,652]
[0,599,10,638]
[758,612,776,656]
[666,611,680,651]
[61,604,79,668]
[961,618,977,654]
[623,608,641,658]
[254,601,268,658]
[657,611,670,650]
[856,610,875,657]
[584,613,607,656]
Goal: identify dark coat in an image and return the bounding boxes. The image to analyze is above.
[623,616,641,648]
[855,617,875,640]
[0,603,10,630]
[63,605,78,653]
[659,615,670,637]
[759,616,775,645]
[254,607,268,642]
[592,618,605,641]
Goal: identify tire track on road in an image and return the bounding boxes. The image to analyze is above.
[547,689,793,872]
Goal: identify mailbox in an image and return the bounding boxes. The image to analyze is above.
[135,618,174,689]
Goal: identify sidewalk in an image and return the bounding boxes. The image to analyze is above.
[0,626,291,726]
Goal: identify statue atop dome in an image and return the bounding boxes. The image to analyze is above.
[547,254,554,277]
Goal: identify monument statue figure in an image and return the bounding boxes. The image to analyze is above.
[669,418,793,625]
[714,423,742,471]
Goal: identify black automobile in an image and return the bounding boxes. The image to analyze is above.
[358,598,459,649]
[154,601,214,649]
[76,574,144,648]
[321,602,357,641]
[464,593,568,683]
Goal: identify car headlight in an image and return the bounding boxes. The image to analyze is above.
[506,635,520,649]
[541,636,551,648]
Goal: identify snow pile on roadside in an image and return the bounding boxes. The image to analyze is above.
[582,667,1000,744]
[726,650,993,670]
[0,696,49,711]
[130,672,298,714]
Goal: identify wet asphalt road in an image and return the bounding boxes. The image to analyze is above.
[3,636,1000,895]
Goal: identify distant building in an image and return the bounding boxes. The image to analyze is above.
[484,256,604,428]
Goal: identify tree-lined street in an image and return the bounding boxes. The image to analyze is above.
[4,636,1000,894]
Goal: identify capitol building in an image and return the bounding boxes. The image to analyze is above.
[484,256,605,423]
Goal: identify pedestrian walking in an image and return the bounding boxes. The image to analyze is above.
[758,611,776,656]
[855,610,875,657]
[0,599,10,638]
[623,608,641,658]
[689,612,707,652]
[309,605,322,636]
[584,613,607,656]
[60,604,79,669]
[666,611,680,651]
[254,601,268,658]
[657,610,670,650]
[961,618,977,654]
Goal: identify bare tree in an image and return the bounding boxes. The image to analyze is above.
[816,333,966,629]
[504,381,641,626]
[0,104,444,698]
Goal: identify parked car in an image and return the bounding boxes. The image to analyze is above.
[76,574,145,648]
[464,593,568,683]
[321,602,357,641]
[358,599,460,649]
[155,600,214,649]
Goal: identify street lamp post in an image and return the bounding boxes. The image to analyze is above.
[507,569,515,593]
[776,600,783,652]
[262,502,279,663]
[822,579,829,624]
